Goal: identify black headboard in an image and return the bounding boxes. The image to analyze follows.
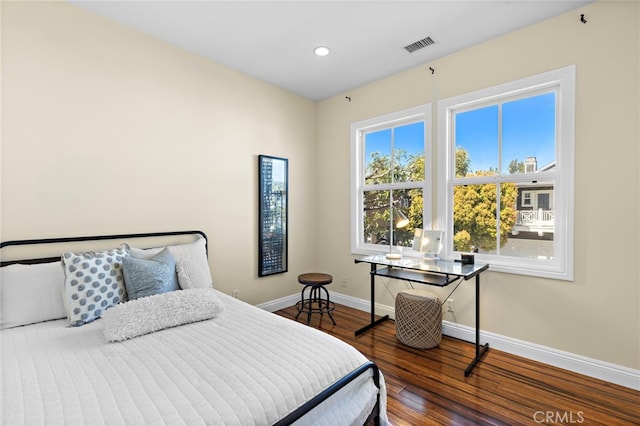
[0,230,207,267]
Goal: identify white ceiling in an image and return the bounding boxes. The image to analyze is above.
[70,1,592,101]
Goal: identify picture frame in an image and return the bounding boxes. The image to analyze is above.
[258,155,288,276]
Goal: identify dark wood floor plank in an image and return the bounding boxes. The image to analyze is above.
[275,304,640,425]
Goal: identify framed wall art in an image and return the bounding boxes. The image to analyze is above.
[258,155,288,276]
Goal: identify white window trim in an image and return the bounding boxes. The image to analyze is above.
[351,104,432,256]
[437,66,575,280]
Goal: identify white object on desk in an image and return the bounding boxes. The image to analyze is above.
[412,229,443,260]
[386,244,404,259]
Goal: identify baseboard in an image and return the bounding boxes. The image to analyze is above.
[259,292,640,391]
[257,293,300,312]
[440,321,640,391]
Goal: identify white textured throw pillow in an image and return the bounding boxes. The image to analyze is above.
[102,288,224,342]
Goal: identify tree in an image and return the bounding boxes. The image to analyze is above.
[405,155,425,231]
[362,152,389,243]
[456,147,470,177]
[363,150,423,246]
[363,146,518,252]
[453,229,472,252]
[453,149,518,252]
[508,158,525,174]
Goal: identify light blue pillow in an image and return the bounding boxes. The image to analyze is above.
[123,248,179,300]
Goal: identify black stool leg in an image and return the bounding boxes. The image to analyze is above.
[307,286,314,325]
[313,285,324,321]
[321,286,336,325]
[295,285,310,323]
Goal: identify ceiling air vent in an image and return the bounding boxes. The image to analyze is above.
[403,36,435,53]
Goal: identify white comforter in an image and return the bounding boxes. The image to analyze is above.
[1,290,387,425]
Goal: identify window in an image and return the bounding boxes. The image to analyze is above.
[351,104,431,255]
[437,66,575,280]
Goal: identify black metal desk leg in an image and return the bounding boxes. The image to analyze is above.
[465,273,489,376]
[355,263,389,336]
[370,263,376,323]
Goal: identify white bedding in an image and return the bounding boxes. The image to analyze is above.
[1,290,387,426]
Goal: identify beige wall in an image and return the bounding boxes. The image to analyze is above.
[1,1,318,305]
[317,1,640,370]
[2,1,639,371]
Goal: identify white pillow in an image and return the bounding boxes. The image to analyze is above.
[130,237,213,289]
[102,288,224,342]
[176,259,213,289]
[0,262,67,329]
[129,246,163,259]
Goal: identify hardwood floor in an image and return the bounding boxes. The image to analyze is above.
[274,304,640,426]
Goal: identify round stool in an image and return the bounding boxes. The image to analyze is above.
[395,289,442,349]
[295,273,336,326]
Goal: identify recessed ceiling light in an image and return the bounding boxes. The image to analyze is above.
[314,46,330,57]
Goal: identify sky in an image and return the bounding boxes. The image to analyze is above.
[455,91,556,173]
[365,121,424,167]
[365,91,556,175]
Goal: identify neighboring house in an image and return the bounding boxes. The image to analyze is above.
[511,157,555,239]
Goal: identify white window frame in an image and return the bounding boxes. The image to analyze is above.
[522,191,533,207]
[437,66,575,280]
[350,104,432,256]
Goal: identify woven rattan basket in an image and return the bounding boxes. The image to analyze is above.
[395,289,442,349]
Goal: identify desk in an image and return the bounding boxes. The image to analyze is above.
[355,254,489,376]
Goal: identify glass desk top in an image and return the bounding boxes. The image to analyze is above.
[355,254,488,280]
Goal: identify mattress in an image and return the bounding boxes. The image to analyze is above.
[1,290,387,425]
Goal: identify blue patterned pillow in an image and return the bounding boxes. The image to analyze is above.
[62,244,130,327]
[123,248,179,300]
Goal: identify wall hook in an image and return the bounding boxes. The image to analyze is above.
[429,67,435,75]
[345,96,351,102]
[580,14,587,24]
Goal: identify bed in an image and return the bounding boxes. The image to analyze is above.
[0,231,387,425]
